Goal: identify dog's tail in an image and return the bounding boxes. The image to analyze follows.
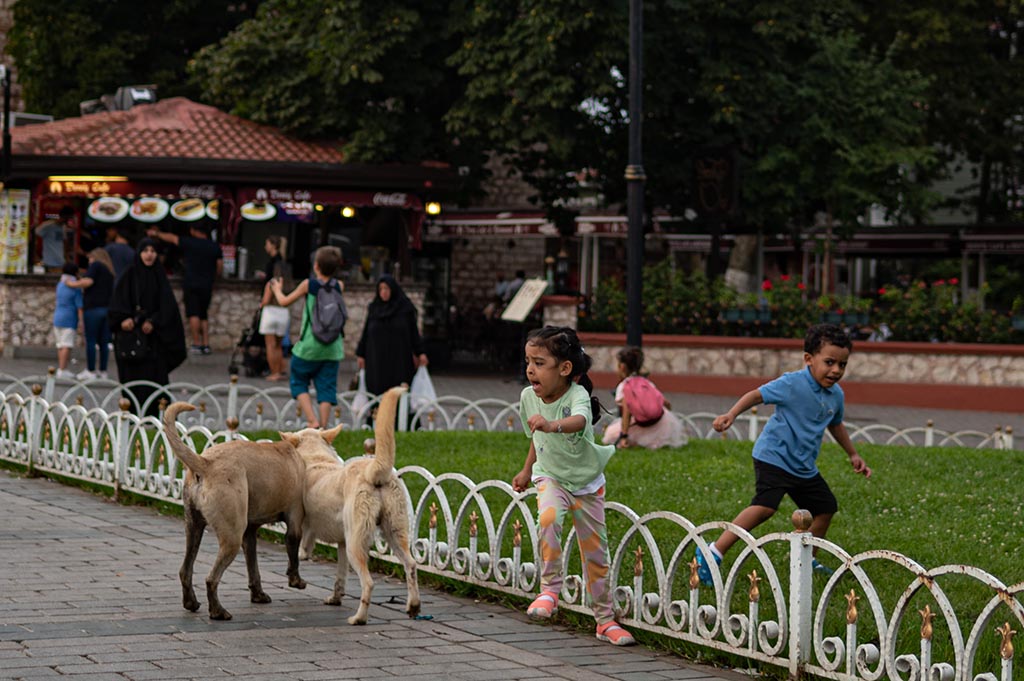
[365,385,407,487]
[163,402,207,476]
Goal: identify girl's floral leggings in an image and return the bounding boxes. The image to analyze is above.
[534,477,614,624]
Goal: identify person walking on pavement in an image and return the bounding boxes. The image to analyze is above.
[355,274,428,395]
[147,224,223,354]
[34,206,77,273]
[52,262,84,379]
[107,238,187,416]
[63,248,116,380]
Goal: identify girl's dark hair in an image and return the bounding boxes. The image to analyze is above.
[616,346,644,375]
[61,262,78,276]
[526,326,602,424]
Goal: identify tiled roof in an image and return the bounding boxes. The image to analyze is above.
[9,97,345,164]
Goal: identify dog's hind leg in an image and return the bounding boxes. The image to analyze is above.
[242,524,272,604]
[179,505,206,613]
[324,540,349,606]
[205,532,243,620]
[384,525,421,618]
[345,544,374,625]
[283,515,307,589]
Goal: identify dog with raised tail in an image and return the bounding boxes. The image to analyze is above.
[164,402,307,620]
[284,385,421,625]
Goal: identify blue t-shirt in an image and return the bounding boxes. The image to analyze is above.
[751,367,844,478]
[53,280,83,328]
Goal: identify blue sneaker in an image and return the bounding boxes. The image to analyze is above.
[812,559,834,576]
[695,548,722,586]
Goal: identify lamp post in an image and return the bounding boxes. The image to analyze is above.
[0,64,9,183]
[625,0,645,347]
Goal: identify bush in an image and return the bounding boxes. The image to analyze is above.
[581,271,1023,344]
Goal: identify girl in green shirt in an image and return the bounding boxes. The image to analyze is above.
[511,326,635,647]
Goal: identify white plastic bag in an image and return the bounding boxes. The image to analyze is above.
[351,368,370,418]
[409,365,437,411]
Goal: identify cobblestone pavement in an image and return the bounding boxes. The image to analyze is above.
[0,470,747,681]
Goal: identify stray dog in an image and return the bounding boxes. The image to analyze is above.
[284,385,421,624]
[164,402,307,620]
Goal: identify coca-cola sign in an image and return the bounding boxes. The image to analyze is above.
[179,184,219,200]
[373,192,408,207]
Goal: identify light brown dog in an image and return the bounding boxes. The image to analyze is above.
[284,385,421,624]
[164,402,307,620]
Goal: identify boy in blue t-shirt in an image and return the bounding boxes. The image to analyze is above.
[697,323,872,584]
[53,262,84,379]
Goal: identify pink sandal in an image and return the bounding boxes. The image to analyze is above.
[527,592,559,619]
[596,621,636,646]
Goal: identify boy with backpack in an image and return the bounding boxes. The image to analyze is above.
[269,246,348,428]
[601,346,687,449]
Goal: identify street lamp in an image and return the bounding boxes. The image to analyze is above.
[625,0,645,347]
[0,65,9,183]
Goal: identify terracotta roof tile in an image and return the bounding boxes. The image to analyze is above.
[10,97,345,164]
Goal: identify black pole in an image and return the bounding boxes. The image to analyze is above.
[625,0,645,347]
[1,66,10,183]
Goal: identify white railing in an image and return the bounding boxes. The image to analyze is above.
[0,391,1021,680]
[0,372,1017,450]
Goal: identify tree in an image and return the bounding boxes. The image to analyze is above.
[6,0,260,118]
[191,0,477,172]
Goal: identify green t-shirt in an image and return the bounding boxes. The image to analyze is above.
[519,383,615,493]
[291,278,344,362]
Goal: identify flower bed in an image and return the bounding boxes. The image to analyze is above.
[580,262,1020,344]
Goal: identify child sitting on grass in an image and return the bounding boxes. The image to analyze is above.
[601,346,687,449]
[697,323,872,585]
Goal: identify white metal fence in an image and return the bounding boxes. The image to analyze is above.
[0,389,1021,680]
[0,372,1018,450]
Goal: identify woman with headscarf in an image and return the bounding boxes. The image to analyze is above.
[108,238,187,415]
[355,274,428,395]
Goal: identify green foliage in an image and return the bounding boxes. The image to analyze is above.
[7,0,260,118]
[584,272,1022,343]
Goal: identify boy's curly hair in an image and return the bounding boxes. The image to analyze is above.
[804,323,853,355]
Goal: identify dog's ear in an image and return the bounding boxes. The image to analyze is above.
[321,423,344,444]
[279,432,299,447]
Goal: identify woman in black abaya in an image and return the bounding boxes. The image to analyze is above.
[355,274,428,395]
[108,238,187,415]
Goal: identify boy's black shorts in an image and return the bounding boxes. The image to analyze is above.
[750,459,838,517]
[183,286,213,320]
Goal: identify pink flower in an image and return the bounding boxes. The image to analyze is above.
[797,282,806,290]
[780,274,790,282]
[878,287,887,295]
[934,279,946,286]
[950,277,959,285]
[762,280,773,291]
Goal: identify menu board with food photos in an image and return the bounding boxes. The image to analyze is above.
[0,189,31,274]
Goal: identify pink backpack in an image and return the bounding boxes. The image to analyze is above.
[622,376,665,426]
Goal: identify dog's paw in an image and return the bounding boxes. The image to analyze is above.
[324,596,342,606]
[289,576,307,590]
[251,591,272,604]
[406,601,421,618]
[209,608,233,621]
[183,599,201,613]
[347,615,368,625]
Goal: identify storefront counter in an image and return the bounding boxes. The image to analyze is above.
[0,275,424,357]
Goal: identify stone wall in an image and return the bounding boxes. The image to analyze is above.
[448,237,547,310]
[580,333,1024,388]
[0,275,424,358]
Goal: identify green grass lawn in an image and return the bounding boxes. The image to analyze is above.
[293,430,1022,674]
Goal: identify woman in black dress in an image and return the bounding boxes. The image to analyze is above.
[108,238,187,415]
[355,274,428,395]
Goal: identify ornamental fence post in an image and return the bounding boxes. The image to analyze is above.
[26,385,42,476]
[227,375,238,426]
[788,509,814,679]
[398,392,409,432]
[113,398,131,501]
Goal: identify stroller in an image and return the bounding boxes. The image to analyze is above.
[227,308,269,377]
